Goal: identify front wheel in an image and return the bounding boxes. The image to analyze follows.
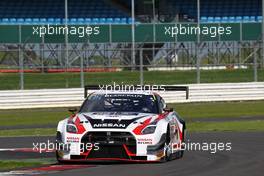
[175,128,185,159]
[55,131,65,164]
[162,126,172,162]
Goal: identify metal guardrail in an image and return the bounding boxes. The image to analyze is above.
[0,82,263,109]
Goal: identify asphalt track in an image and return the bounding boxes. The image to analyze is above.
[1,132,264,176]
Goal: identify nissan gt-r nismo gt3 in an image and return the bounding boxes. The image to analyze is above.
[56,88,187,162]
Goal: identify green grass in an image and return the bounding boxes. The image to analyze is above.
[1,101,264,127]
[0,159,54,171]
[0,161,41,171]
[0,128,56,137]
[1,120,264,137]
[0,108,68,127]
[0,101,264,136]
[170,101,264,119]
[188,120,264,132]
[0,69,263,90]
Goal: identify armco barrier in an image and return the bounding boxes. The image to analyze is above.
[0,82,263,109]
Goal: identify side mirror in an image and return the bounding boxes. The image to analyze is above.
[68,107,78,114]
[163,107,173,112]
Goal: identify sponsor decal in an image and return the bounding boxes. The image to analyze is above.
[66,137,80,143]
[93,123,126,128]
[138,138,153,145]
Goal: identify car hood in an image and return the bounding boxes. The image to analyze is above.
[75,112,158,129]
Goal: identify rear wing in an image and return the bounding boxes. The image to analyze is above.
[84,85,189,99]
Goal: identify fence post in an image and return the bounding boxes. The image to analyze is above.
[18,25,24,90]
[196,43,201,84]
[196,0,201,84]
[254,45,258,82]
[41,25,45,73]
[262,0,264,68]
[80,55,84,88]
[140,49,144,86]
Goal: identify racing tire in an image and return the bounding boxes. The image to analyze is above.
[175,128,185,159]
[162,126,172,162]
[56,150,62,163]
[55,131,66,164]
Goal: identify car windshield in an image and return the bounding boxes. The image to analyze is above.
[80,94,158,114]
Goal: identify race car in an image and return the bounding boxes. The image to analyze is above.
[56,85,189,162]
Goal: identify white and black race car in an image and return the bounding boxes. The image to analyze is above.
[56,85,188,162]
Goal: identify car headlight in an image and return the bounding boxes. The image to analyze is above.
[66,124,78,133]
[142,125,157,134]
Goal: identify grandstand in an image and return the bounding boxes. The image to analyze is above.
[0,0,262,24]
[0,0,131,24]
[166,0,261,22]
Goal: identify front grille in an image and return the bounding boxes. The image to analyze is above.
[81,132,137,159]
[82,132,136,145]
